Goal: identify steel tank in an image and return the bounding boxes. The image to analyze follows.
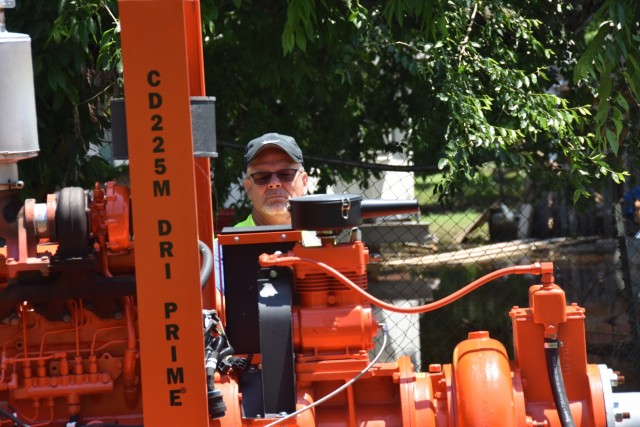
[0,29,39,167]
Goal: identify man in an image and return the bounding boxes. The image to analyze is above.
[236,132,309,226]
[214,133,310,288]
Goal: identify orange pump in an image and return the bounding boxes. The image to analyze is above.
[213,223,637,427]
[0,192,636,426]
[0,0,637,425]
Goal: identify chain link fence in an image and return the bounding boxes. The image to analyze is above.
[216,163,640,392]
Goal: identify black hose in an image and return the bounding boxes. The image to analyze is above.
[210,335,225,353]
[217,345,234,361]
[0,404,30,427]
[198,240,213,289]
[544,338,576,427]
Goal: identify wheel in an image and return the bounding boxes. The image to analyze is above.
[56,187,89,258]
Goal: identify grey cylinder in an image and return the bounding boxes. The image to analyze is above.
[0,31,39,163]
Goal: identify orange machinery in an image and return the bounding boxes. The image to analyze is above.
[0,0,638,426]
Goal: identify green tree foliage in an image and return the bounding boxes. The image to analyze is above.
[275,0,637,202]
[5,1,122,200]
[573,1,640,172]
[5,0,638,204]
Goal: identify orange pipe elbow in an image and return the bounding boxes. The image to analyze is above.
[295,386,317,427]
[453,331,520,427]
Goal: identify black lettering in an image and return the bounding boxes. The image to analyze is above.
[167,367,184,384]
[165,324,179,340]
[152,136,165,153]
[153,180,171,196]
[165,262,171,279]
[151,114,163,131]
[164,302,178,319]
[170,345,178,362]
[148,92,163,109]
[154,158,167,175]
[147,70,161,87]
[160,241,174,258]
[169,389,183,406]
[158,219,172,236]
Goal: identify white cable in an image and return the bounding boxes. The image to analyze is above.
[263,323,389,427]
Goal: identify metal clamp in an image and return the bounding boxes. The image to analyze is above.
[543,340,562,349]
[340,197,351,219]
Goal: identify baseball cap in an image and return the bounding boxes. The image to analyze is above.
[245,133,303,167]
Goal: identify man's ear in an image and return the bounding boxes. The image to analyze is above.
[242,177,251,193]
[302,172,309,195]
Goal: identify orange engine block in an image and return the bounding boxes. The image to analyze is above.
[0,185,636,427]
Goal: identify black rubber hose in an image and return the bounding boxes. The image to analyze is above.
[0,405,30,427]
[217,345,234,362]
[544,338,576,427]
[199,240,213,289]
[210,335,225,353]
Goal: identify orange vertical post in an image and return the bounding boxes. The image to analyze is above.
[183,0,218,309]
[118,1,209,425]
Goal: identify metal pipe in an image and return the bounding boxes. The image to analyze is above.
[199,240,213,289]
[360,199,418,218]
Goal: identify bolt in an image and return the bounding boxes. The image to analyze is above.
[615,412,631,422]
[612,371,625,386]
[428,364,442,373]
[270,270,278,278]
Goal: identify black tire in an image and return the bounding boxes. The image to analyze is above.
[56,187,89,258]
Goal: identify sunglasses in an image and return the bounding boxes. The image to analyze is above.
[249,168,301,185]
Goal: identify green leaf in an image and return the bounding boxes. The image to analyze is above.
[295,27,307,52]
[605,128,619,154]
[572,189,583,204]
[282,26,295,54]
[615,94,629,111]
[573,26,608,82]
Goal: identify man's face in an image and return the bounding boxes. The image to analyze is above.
[243,147,308,225]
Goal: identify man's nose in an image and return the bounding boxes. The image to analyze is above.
[267,173,282,188]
